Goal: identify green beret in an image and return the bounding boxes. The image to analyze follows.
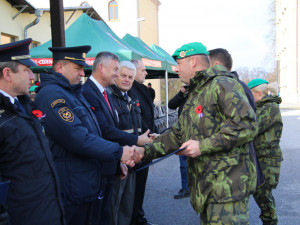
[172,42,209,60]
[247,78,269,89]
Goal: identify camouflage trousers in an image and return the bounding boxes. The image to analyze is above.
[200,197,249,225]
[253,185,277,225]
[253,156,281,225]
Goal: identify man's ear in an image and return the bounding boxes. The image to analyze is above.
[55,62,64,74]
[2,67,13,82]
[190,56,198,68]
[98,63,104,72]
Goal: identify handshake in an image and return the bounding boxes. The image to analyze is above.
[121,145,145,167]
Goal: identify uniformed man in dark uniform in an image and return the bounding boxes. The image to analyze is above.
[130,59,157,225]
[0,39,66,225]
[34,46,136,225]
[108,60,143,225]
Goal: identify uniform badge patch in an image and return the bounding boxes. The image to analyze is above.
[58,107,74,122]
[51,99,66,108]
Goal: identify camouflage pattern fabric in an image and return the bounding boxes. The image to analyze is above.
[144,65,258,215]
[200,197,249,225]
[253,95,283,225]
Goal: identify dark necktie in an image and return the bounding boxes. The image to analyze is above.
[124,92,129,102]
[103,90,112,112]
[14,99,26,114]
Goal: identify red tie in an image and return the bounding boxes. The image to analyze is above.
[103,90,112,112]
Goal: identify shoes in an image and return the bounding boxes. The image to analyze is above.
[132,222,157,225]
[131,221,158,225]
[174,188,190,199]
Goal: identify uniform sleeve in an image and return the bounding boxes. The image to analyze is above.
[144,121,183,161]
[256,103,281,135]
[198,80,258,155]
[35,89,123,161]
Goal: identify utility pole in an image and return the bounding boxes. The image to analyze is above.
[49,0,65,47]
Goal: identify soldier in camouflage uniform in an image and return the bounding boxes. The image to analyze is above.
[248,79,283,225]
[134,42,258,224]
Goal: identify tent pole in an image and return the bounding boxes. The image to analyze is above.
[165,70,169,128]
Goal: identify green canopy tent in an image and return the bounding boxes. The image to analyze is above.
[122,33,177,79]
[150,44,177,75]
[30,13,148,73]
[122,34,179,126]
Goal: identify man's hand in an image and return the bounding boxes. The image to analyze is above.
[120,163,128,180]
[181,86,187,93]
[149,133,159,141]
[177,140,201,158]
[131,145,145,163]
[137,129,153,146]
[121,145,135,167]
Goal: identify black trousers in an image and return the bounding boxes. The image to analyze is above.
[99,175,114,225]
[131,167,149,225]
[65,200,101,225]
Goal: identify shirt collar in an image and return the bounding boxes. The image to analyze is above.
[90,75,105,94]
[0,89,15,104]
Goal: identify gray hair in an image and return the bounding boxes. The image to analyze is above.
[0,61,19,77]
[252,83,268,95]
[92,51,120,73]
[119,61,136,75]
[130,59,141,69]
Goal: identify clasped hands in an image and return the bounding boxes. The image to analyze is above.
[120,145,145,167]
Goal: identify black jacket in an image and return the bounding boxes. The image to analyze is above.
[168,89,188,117]
[108,84,142,136]
[0,93,65,225]
[129,80,155,133]
[35,70,123,205]
[82,78,138,175]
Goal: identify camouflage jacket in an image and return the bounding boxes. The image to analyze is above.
[144,65,258,213]
[254,95,283,159]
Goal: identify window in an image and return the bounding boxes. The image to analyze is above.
[1,33,17,44]
[108,1,119,21]
[30,40,40,49]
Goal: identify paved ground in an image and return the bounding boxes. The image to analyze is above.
[142,109,300,225]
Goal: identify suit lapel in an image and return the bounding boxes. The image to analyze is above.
[87,78,118,127]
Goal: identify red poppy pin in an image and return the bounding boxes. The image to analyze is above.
[32,110,46,119]
[195,105,203,118]
[136,102,140,107]
[91,106,95,111]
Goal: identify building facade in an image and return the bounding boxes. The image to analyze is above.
[0,0,101,45]
[0,0,162,104]
[104,0,162,104]
[276,0,300,103]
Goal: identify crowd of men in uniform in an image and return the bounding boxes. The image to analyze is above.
[0,39,283,225]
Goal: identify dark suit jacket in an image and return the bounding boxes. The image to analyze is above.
[82,78,137,175]
[129,80,155,133]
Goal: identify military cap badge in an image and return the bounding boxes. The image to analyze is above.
[179,51,186,58]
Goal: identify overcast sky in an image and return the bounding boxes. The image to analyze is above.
[28,0,275,71]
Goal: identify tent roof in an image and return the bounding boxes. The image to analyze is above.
[122,34,177,78]
[30,13,147,69]
[30,13,177,78]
